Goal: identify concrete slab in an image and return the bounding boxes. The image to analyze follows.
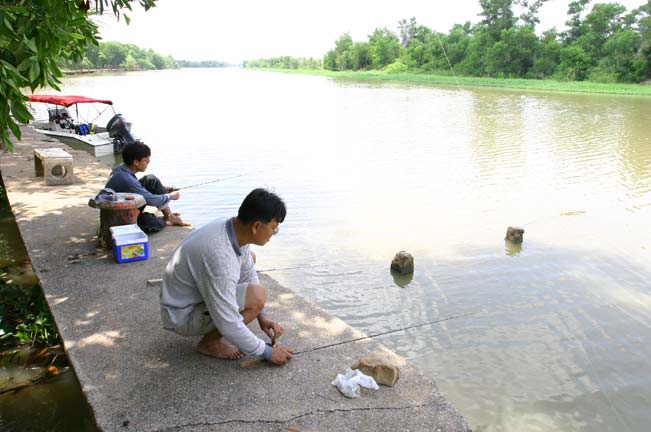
[1,128,470,432]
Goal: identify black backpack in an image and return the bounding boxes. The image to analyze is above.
[137,212,166,233]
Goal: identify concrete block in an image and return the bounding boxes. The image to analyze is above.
[34,148,74,185]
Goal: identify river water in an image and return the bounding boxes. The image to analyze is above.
[32,68,651,431]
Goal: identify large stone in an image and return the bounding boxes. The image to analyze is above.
[505,226,524,244]
[390,250,414,275]
[351,353,400,387]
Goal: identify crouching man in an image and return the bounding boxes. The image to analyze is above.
[160,188,293,365]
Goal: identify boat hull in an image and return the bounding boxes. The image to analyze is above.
[30,127,114,157]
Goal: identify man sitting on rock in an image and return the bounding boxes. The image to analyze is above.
[105,141,190,231]
[160,188,294,365]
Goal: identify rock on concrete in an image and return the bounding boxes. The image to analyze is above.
[352,353,400,386]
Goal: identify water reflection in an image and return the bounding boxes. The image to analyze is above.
[54,69,651,432]
[504,241,522,256]
[391,270,414,288]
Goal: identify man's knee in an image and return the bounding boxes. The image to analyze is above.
[140,174,165,194]
[245,283,266,314]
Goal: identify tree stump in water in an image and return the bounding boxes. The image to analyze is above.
[505,226,525,244]
[390,250,414,275]
[88,193,145,248]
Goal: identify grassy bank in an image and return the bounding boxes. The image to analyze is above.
[251,68,651,96]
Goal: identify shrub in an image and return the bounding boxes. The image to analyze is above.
[384,60,409,74]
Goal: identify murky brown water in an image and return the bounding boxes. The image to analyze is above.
[30,69,651,431]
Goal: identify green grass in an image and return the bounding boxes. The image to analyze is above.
[250,68,651,96]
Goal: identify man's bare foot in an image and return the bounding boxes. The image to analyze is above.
[197,338,244,360]
[166,213,191,227]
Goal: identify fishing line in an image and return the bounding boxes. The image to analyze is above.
[433,31,461,90]
[172,165,285,191]
[173,173,246,191]
[294,310,479,355]
[258,263,333,273]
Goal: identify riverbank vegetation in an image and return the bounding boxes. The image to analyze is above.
[260,67,651,95]
[59,42,233,71]
[60,41,177,71]
[176,60,231,68]
[245,0,651,87]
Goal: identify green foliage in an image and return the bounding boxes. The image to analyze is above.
[479,0,517,39]
[245,56,320,69]
[0,273,59,348]
[177,59,229,68]
[384,60,409,74]
[533,29,562,78]
[60,41,177,71]
[0,0,156,152]
[249,1,651,86]
[555,45,591,80]
[368,27,401,69]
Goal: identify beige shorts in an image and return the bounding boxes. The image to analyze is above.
[173,282,249,337]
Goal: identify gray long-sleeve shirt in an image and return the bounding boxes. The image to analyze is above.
[105,163,171,209]
[160,217,268,358]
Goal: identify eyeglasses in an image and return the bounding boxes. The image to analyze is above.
[265,222,279,236]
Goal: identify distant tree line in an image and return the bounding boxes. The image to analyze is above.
[325,0,651,83]
[244,56,321,69]
[176,60,230,68]
[247,0,651,83]
[61,41,177,71]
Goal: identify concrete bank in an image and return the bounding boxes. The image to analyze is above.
[1,128,470,432]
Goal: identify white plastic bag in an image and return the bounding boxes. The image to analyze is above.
[331,368,380,398]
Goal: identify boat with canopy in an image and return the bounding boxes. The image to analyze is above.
[27,94,138,159]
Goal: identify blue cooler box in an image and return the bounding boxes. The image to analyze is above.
[110,224,149,263]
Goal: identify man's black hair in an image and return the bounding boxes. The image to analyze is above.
[122,142,151,165]
[237,188,286,224]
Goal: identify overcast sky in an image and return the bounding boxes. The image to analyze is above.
[95,0,648,64]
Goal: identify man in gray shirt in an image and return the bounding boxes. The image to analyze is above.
[160,188,293,365]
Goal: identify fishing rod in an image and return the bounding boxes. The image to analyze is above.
[171,173,246,191]
[294,310,479,355]
[240,310,479,367]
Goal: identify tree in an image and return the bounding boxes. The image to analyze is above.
[101,42,128,68]
[404,25,433,69]
[398,17,418,48]
[0,0,156,151]
[631,1,651,80]
[564,0,592,43]
[501,25,540,76]
[351,42,372,70]
[479,0,517,40]
[579,2,627,58]
[445,22,473,66]
[593,28,640,81]
[518,0,548,27]
[533,29,561,78]
[555,44,591,80]
[368,28,401,69]
[323,50,337,70]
